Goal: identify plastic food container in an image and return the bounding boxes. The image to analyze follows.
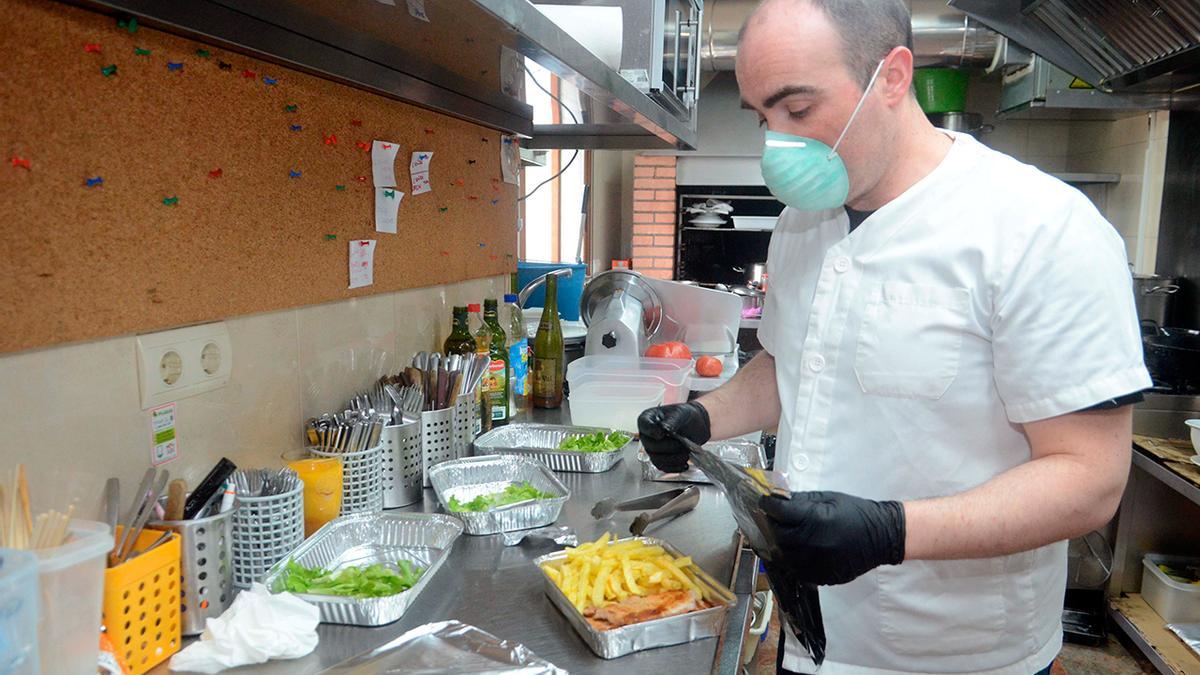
[566,356,691,405]
[34,520,112,675]
[0,549,39,674]
[568,381,665,432]
[1141,554,1200,623]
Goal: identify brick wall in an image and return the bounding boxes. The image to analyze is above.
[631,154,677,280]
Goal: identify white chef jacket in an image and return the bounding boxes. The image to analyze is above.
[758,132,1150,674]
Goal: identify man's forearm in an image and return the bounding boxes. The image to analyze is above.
[697,351,781,441]
[903,407,1131,560]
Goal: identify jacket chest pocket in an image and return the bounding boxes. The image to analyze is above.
[854,282,970,400]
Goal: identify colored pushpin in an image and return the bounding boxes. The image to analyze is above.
[10,156,31,170]
[424,128,435,134]
[284,104,298,112]
[323,133,338,146]
[133,47,151,56]
[468,159,477,165]
[502,137,513,145]
[417,153,428,161]
[335,184,346,191]
[452,178,465,187]
[289,169,302,178]
[325,234,337,240]
[490,198,500,205]
[355,141,370,152]
[383,189,396,198]
[477,242,486,248]
[263,76,278,86]
[467,195,479,201]
[166,61,184,71]
[84,43,102,53]
[162,196,179,206]
[290,124,303,132]
[208,168,223,178]
[438,206,449,213]
[85,176,104,187]
[440,251,450,257]
[116,16,138,33]
[350,119,363,126]
[218,61,232,71]
[381,143,392,149]
[100,64,118,77]
[356,175,367,182]
[481,137,489,143]
[195,49,211,58]
[489,254,498,261]
[241,69,256,78]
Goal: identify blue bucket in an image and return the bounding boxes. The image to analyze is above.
[517,261,587,321]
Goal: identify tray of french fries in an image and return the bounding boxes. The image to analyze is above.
[533,533,735,659]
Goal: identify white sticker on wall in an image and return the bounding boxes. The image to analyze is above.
[150,402,179,466]
[372,140,401,187]
[410,151,433,195]
[407,0,430,21]
[349,239,377,289]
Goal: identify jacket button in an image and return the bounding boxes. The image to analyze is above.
[808,355,825,372]
[834,256,851,273]
[792,453,810,471]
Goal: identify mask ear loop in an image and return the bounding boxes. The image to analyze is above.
[827,58,888,160]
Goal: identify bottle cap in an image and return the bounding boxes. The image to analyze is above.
[468,303,481,312]
[503,294,518,303]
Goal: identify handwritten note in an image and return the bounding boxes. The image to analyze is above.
[372,140,401,187]
[349,240,377,289]
[407,0,430,21]
[375,187,404,234]
[410,151,433,195]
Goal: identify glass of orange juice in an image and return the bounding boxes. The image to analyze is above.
[282,449,343,536]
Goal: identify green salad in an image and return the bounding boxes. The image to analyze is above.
[557,430,631,453]
[279,559,424,597]
[448,481,557,512]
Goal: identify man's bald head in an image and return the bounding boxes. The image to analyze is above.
[740,0,913,89]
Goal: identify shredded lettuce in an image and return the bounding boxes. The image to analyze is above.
[279,559,424,597]
[447,481,557,512]
[557,431,631,453]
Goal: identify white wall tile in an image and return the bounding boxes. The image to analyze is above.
[1026,122,1072,158]
[296,293,399,420]
[981,120,1028,158]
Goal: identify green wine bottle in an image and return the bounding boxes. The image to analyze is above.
[482,298,510,426]
[531,275,564,409]
[443,306,476,356]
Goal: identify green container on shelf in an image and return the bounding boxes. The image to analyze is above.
[913,68,969,113]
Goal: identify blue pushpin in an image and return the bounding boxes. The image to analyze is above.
[290,125,302,132]
[85,176,104,188]
[166,62,184,71]
[289,169,302,178]
[263,76,278,86]
[490,198,499,205]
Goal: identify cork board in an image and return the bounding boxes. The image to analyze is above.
[0,0,519,354]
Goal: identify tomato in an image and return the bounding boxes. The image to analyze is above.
[696,356,723,378]
[646,341,692,360]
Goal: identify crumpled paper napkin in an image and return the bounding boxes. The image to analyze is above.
[169,582,320,673]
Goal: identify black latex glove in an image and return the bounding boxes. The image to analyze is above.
[760,491,906,586]
[636,401,711,473]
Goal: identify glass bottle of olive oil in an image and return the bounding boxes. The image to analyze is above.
[531,276,564,409]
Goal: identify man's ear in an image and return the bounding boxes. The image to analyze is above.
[880,46,915,108]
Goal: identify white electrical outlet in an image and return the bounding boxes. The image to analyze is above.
[136,322,232,409]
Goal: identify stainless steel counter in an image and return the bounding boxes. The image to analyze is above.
[162,403,757,674]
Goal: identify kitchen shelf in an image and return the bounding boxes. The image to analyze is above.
[1110,594,1200,675]
[1132,447,1200,509]
[1050,172,1121,185]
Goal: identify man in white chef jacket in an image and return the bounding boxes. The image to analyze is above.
[638,0,1150,673]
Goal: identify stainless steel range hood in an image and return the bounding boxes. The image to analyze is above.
[63,0,698,149]
[949,0,1200,93]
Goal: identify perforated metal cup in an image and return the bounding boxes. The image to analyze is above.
[230,484,303,589]
[381,421,422,508]
[310,445,383,515]
[151,507,235,636]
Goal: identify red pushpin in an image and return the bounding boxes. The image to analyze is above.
[10,156,31,170]
[453,178,465,187]
[355,141,370,152]
[356,175,368,182]
[241,69,256,78]
[350,119,363,127]
[84,43,102,53]
[208,168,223,179]
[324,134,338,146]
[424,128,435,134]
[467,195,479,201]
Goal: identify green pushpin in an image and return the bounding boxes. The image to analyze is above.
[195,49,211,58]
[100,64,118,77]
[133,47,151,56]
[335,185,346,191]
[162,196,179,206]
[438,206,449,213]
[117,16,138,33]
[325,234,337,240]
[284,104,298,113]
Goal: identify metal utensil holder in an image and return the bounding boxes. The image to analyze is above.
[151,508,235,636]
[310,445,383,515]
[380,420,423,508]
[230,484,304,589]
[420,392,478,487]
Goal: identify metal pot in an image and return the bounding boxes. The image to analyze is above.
[1143,326,1200,394]
[927,112,993,139]
[730,285,764,312]
[733,263,768,288]
[1133,274,1180,328]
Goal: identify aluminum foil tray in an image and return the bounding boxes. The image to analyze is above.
[261,512,462,626]
[472,423,631,473]
[533,536,735,659]
[428,455,570,535]
[638,439,766,483]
